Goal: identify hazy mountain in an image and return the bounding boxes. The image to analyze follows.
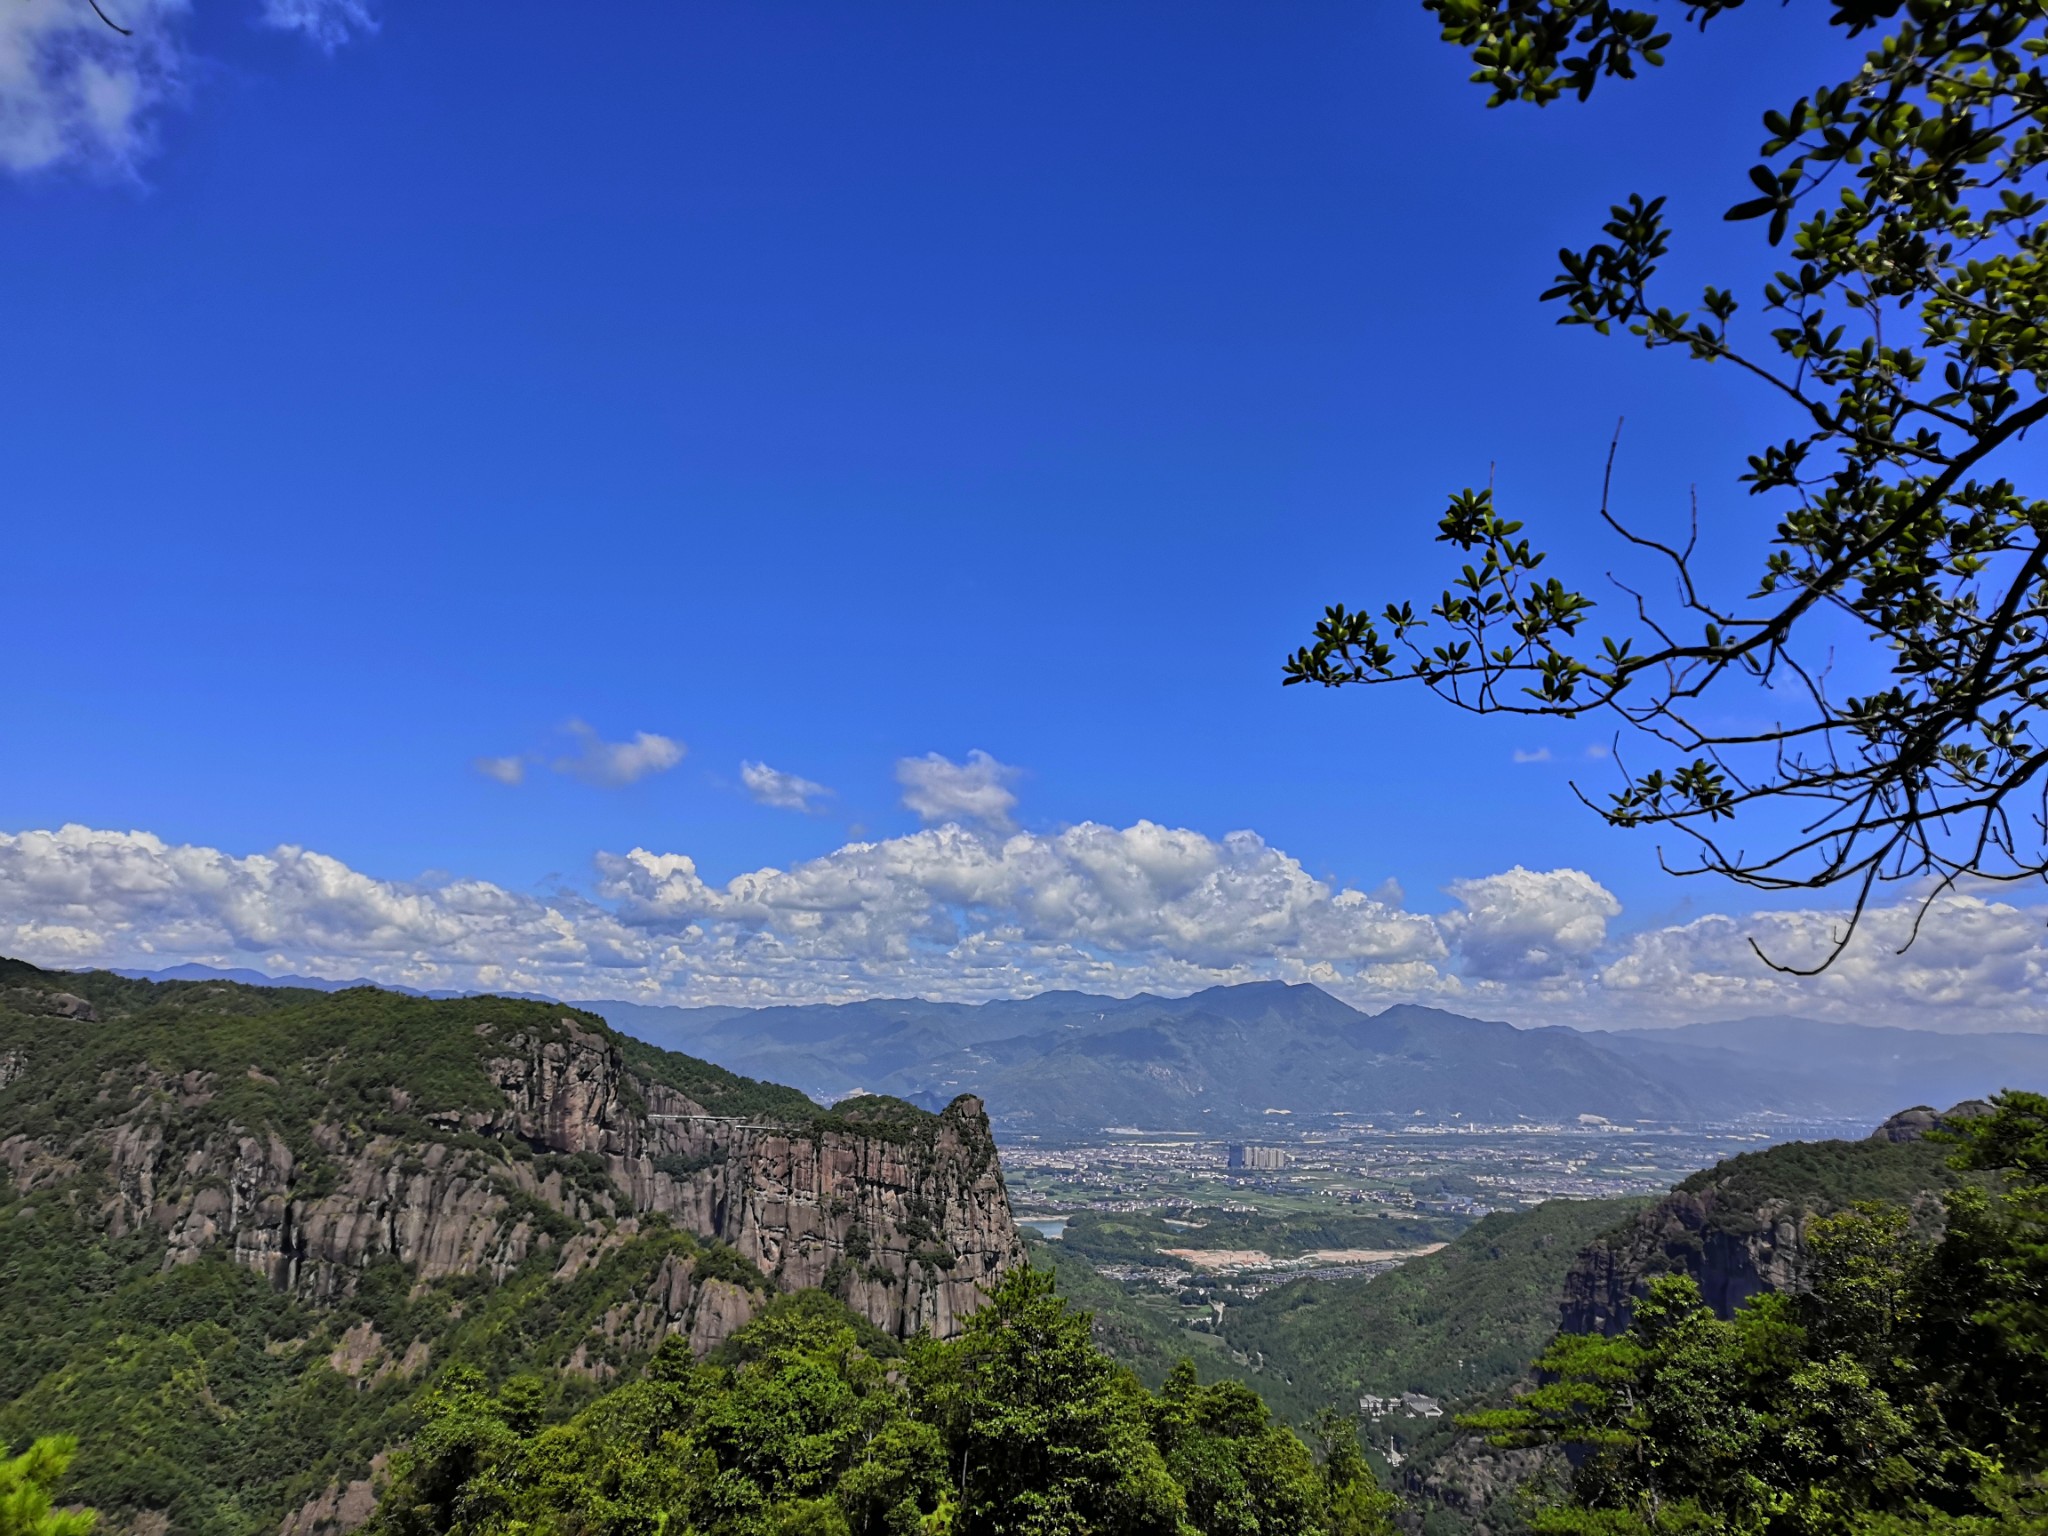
[584,986,2048,1134]
[1591,1016,2048,1122]
[109,962,558,1003]
[93,969,2048,1133]
[111,961,415,992]
[586,983,1767,1132]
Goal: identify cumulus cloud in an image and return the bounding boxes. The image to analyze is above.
[474,755,526,786]
[1511,748,1552,764]
[897,750,1019,829]
[554,722,685,788]
[0,820,1445,1006]
[1597,892,2048,1029]
[2,821,2042,1028]
[258,0,376,50]
[1441,866,1621,982]
[740,761,831,812]
[0,824,656,995]
[595,821,1444,977]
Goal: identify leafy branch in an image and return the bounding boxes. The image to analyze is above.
[1288,0,2048,971]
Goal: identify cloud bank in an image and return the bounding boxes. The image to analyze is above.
[1,821,2041,1029]
[0,0,182,174]
[258,0,376,51]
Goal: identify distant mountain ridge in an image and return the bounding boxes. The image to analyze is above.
[575,983,1818,1132]
[585,985,2048,1133]
[1591,1015,2048,1119]
[94,965,2048,1132]
[109,962,554,1001]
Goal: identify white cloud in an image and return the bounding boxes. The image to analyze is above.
[0,1,377,179]
[1441,866,1621,982]
[0,825,657,993]
[0,820,1444,1007]
[1511,748,1552,764]
[897,750,1019,829]
[1596,892,2048,1029]
[2,822,2043,1029]
[0,0,184,174]
[475,755,526,786]
[740,761,831,813]
[596,821,1445,978]
[257,0,376,51]
[554,722,685,788]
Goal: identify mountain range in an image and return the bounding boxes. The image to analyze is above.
[111,965,2048,1134]
[582,983,2048,1133]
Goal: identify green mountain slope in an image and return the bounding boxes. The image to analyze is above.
[1561,1110,1977,1334]
[1218,1198,1651,1412]
[0,960,1021,1536]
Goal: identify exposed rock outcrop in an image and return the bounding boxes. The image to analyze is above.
[1868,1099,1992,1143]
[1559,1103,1975,1336]
[279,1454,388,1536]
[1559,1188,1807,1336]
[35,1016,1021,1347]
[0,975,1024,1536]
[1,986,98,1023]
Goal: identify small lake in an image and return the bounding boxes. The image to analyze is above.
[1016,1217,1068,1239]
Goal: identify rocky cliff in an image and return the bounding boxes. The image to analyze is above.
[1558,1103,1983,1336]
[0,960,1029,1536]
[1,983,1020,1351]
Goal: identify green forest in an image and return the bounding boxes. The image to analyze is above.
[1221,1199,1652,1407]
[15,1089,2048,1536]
[10,945,2048,1534]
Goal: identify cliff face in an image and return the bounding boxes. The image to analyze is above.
[486,1021,1018,1340]
[1558,1190,1805,1336]
[1558,1104,1980,1336]
[3,1006,1021,1351]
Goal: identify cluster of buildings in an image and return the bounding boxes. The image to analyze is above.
[1359,1392,1444,1420]
[1225,1144,1291,1171]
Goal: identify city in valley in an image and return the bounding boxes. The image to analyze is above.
[1001,1113,1853,1319]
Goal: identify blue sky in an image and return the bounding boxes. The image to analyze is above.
[7,0,2031,1027]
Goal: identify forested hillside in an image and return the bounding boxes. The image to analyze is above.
[353,1274,1401,1536]
[1222,1199,1650,1410]
[0,960,1020,1536]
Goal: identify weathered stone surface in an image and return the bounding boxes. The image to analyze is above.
[53,1017,1020,1346]
[1868,1099,1992,1143]
[0,987,99,1023]
[279,1453,388,1536]
[1559,1188,1808,1336]
[1559,1101,1981,1336]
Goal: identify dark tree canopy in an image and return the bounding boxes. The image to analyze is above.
[1463,1091,2048,1532]
[1287,1,2048,969]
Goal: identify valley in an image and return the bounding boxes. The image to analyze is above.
[6,957,2041,1536]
